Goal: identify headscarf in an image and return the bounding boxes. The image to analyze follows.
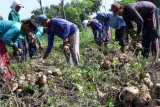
[10,0,23,13]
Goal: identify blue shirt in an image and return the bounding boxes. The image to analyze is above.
[0,20,21,46]
[96,13,126,32]
[90,19,103,40]
[46,18,78,54]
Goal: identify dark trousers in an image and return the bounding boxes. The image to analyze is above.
[17,39,27,62]
[142,8,159,58]
[28,43,37,58]
[115,26,128,52]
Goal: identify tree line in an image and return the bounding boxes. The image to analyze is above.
[0,0,159,28]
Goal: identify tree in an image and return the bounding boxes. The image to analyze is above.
[65,0,102,21]
[37,0,43,14]
[31,0,102,30]
[0,16,3,20]
[60,0,66,19]
[31,8,42,16]
[65,7,82,29]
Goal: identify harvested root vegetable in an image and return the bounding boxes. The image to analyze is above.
[143,78,153,88]
[155,83,160,89]
[57,76,63,81]
[100,60,111,70]
[108,85,119,92]
[26,74,32,81]
[41,60,53,66]
[140,73,151,80]
[144,73,151,79]
[47,70,53,75]
[118,53,132,63]
[18,79,25,85]
[29,77,37,85]
[16,89,23,93]
[39,75,47,86]
[19,74,25,80]
[37,72,43,78]
[119,86,139,102]
[135,43,143,50]
[138,85,152,106]
[96,85,107,98]
[18,74,26,85]
[25,64,30,69]
[52,68,62,77]
[97,53,106,60]
[11,82,19,92]
[35,65,44,72]
[63,45,69,51]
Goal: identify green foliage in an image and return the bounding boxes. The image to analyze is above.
[66,0,101,21]
[119,0,137,5]
[45,5,62,18]
[31,0,102,30]
[0,15,3,20]
[65,7,82,29]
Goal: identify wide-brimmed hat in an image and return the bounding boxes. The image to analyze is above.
[10,0,24,9]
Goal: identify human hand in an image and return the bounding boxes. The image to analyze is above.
[39,45,44,50]
[63,38,69,46]
[16,48,22,55]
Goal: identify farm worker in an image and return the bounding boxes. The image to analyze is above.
[96,12,127,52]
[110,1,160,58]
[27,27,45,58]
[82,19,111,46]
[38,14,80,65]
[0,20,37,78]
[8,0,27,62]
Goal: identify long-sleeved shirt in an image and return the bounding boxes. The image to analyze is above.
[90,19,103,40]
[46,18,78,55]
[96,13,126,33]
[0,20,21,46]
[8,10,25,39]
[123,1,156,34]
[8,10,21,22]
[34,27,44,42]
